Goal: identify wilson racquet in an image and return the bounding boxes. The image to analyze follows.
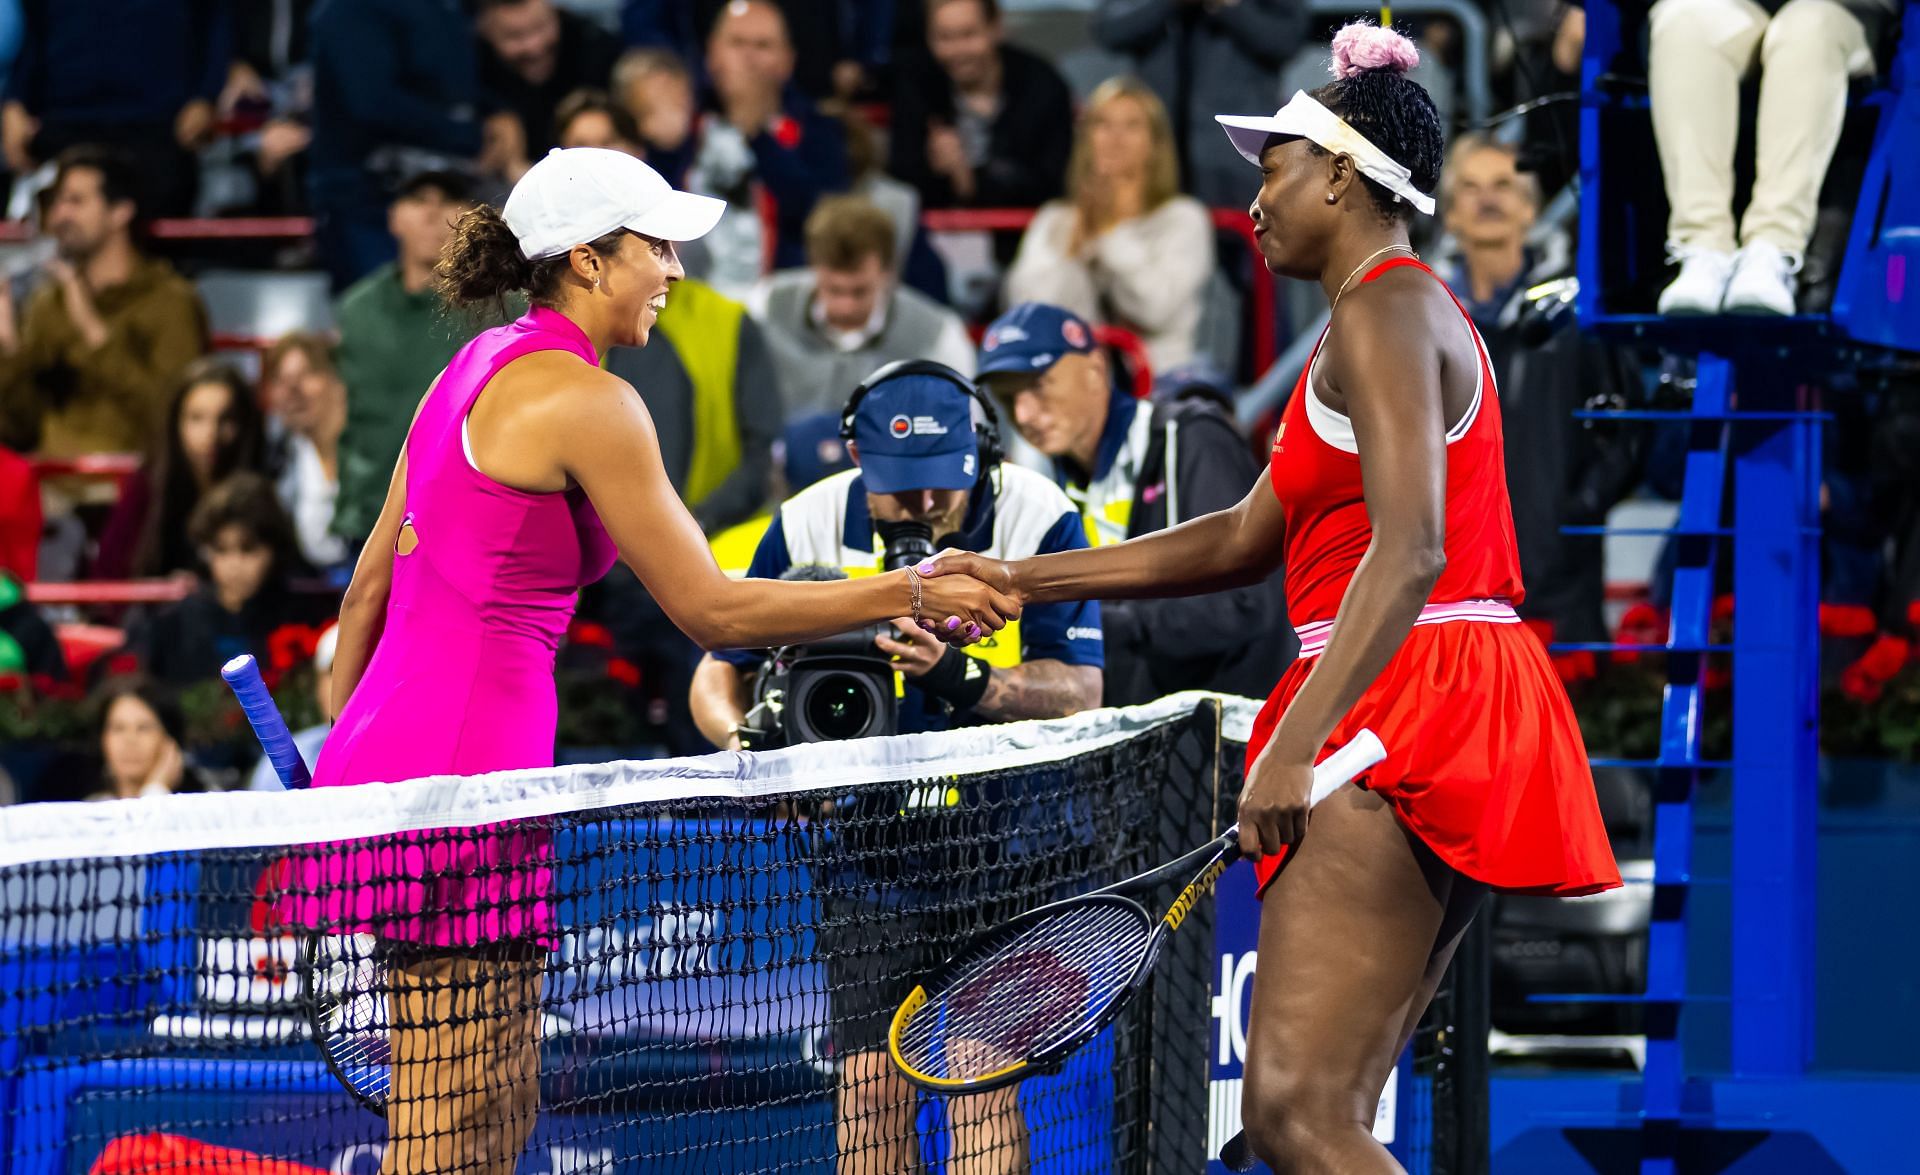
[887,729,1387,1096]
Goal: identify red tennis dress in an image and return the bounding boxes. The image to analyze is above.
[1247,258,1619,898]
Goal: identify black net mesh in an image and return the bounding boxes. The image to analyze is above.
[0,699,1487,1174]
[2,708,1225,1174]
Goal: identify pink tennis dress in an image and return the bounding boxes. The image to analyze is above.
[282,307,618,947]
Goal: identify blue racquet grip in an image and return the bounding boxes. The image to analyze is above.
[221,654,312,790]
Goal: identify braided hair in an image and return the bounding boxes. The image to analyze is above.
[1309,24,1445,223]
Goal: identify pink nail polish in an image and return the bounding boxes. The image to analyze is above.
[946,617,960,631]
[917,560,936,575]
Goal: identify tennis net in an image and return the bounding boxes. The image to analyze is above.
[0,692,1485,1175]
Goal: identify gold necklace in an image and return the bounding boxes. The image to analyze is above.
[1331,244,1419,309]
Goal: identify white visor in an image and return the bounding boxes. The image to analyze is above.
[1216,92,1436,216]
[503,147,727,261]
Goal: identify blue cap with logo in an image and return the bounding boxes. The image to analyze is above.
[849,372,981,494]
[978,302,1096,377]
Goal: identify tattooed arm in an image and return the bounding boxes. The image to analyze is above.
[975,659,1104,721]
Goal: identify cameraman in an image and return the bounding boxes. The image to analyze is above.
[688,360,1102,1175]
[689,360,1104,747]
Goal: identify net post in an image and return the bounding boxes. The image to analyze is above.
[1137,698,1227,1174]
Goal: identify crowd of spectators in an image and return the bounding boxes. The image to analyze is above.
[0,0,1905,805]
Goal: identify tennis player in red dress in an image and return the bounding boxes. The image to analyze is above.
[921,23,1620,1172]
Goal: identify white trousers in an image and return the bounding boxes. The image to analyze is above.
[1649,0,1873,255]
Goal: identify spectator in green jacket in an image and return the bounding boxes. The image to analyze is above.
[329,170,492,547]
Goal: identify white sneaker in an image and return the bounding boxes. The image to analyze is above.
[1721,240,1800,316]
[1657,243,1734,316]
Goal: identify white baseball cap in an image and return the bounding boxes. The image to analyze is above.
[502,147,726,261]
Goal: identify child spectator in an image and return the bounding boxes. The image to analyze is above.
[128,472,319,686]
[555,88,646,155]
[96,359,265,580]
[613,47,697,182]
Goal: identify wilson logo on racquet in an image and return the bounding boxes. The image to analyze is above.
[1164,858,1230,931]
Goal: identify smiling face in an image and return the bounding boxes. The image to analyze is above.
[586,231,684,348]
[928,0,999,91]
[479,0,562,85]
[1249,139,1343,279]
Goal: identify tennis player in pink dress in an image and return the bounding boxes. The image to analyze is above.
[287,149,1018,1173]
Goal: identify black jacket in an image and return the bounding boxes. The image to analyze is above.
[1449,249,1645,643]
[1097,393,1295,706]
[478,8,622,156]
[887,44,1073,210]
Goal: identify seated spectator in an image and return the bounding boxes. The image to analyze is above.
[689,361,1103,747]
[613,47,698,182]
[621,0,900,104]
[684,0,850,298]
[1,0,228,215]
[1651,0,1883,315]
[331,171,489,548]
[477,0,621,156]
[86,677,216,802]
[96,359,266,581]
[840,111,949,304]
[1003,78,1213,373]
[0,146,209,466]
[979,302,1292,704]
[889,0,1073,210]
[1439,134,1644,644]
[309,0,518,290]
[269,334,350,572]
[1092,0,1308,209]
[218,0,315,216]
[748,195,974,417]
[555,88,646,155]
[129,472,319,687]
[248,623,336,791]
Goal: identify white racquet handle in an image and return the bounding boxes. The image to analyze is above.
[1307,728,1386,808]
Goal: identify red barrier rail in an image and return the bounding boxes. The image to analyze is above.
[1092,325,1154,400]
[25,453,141,479]
[0,218,314,244]
[28,579,192,606]
[918,207,1276,374]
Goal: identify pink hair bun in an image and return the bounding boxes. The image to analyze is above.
[1330,23,1420,79]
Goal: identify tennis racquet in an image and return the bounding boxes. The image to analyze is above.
[222,655,392,1113]
[887,729,1387,1101]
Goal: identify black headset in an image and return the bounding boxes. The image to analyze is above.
[839,358,1006,482]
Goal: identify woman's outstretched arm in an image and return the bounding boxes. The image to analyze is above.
[927,473,1287,606]
[561,367,1018,650]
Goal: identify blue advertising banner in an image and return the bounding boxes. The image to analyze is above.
[10,819,1122,1174]
[1205,863,1406,1173]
